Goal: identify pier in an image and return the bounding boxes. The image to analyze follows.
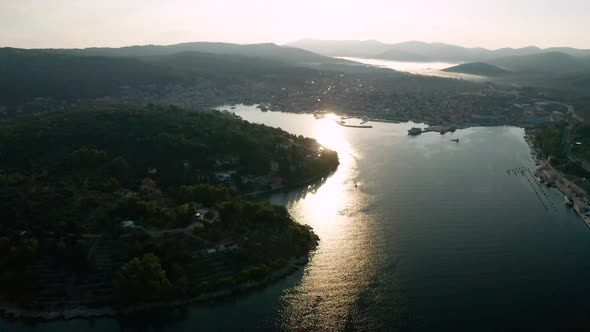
[333,119,373,128]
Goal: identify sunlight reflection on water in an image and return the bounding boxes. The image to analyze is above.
[245,112,381,329]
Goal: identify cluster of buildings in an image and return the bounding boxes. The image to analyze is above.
[2,69,564,132]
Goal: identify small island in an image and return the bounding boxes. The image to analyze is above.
[442,62,510,76]
[0,106,339,319]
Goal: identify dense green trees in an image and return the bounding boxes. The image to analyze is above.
[113,253,173,303]
[534,125,564,158]
[0,106,327,306]
[534,125,590,177]
[0,106,337,233]
[113,197,176,228]
[0,236,41,302]
[178,184,230,206]
[217,198,290,225]
[69,147,108,168]
[0,106,335,184]
[176,203,195,227]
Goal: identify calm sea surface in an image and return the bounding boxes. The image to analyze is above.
[5,106,590,331]
[339,57,487,81]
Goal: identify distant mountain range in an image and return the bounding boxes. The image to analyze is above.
[0,41,401,106]
[0,46,323,105]
[287,39,590,63]
[487,52,590,73]
[286,39,590,80]
[41,42,353,68]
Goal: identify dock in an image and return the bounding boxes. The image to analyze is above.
[424,125,465,134]
[333,119,373,128]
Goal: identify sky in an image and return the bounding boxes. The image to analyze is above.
[1,0,589,49]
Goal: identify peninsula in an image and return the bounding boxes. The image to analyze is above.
[0,106,339,319]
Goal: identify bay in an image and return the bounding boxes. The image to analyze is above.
[5,105,590,331]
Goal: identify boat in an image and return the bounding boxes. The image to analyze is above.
[451,138,459,142]
[408,127,423,136]
[256,104,269,112]
[565,196,574,207]
[440,126,458,135]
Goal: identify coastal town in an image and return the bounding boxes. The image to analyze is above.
[1,67,568,131]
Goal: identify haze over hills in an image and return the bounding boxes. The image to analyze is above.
[487,52,590,73]
[0,46,323,105]
[41,42,354,68]
[287,39,590,62]
[443,52,590,77]
[286,39,590,84]
[2,40,588,120]
[0,42,408,110]
[279,39,393,58]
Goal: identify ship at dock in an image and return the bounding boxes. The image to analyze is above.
[565,196,574,207]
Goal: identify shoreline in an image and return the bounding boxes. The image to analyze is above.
[0,171,331,322]
[0,252,315,322]
[242,169,336,199]
[524,131,590,229]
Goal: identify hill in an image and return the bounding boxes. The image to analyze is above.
[0,48,185,105]
[443,62,510,76]
[488,52,590,73]
[375,41,489,62]
[0,47,326,106]
[0,105,338,308]
[286,39,590,62]
[371,49,430,62]
[42,42,352,68]
[286,39,392,58]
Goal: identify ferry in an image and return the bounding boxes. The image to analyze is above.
[565,196,574,207]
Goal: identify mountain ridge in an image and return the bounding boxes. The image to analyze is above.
[287,39,590,62]
[38,41,353,68]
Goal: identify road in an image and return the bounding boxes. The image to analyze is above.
[563,123,575,161]
[560,103,579,162]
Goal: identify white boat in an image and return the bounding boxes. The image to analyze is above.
[565,196,574,207]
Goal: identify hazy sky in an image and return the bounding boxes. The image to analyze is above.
[1,0,589,49]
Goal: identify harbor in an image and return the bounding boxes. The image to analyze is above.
[536,160,590,228]
[524,131,590,228]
